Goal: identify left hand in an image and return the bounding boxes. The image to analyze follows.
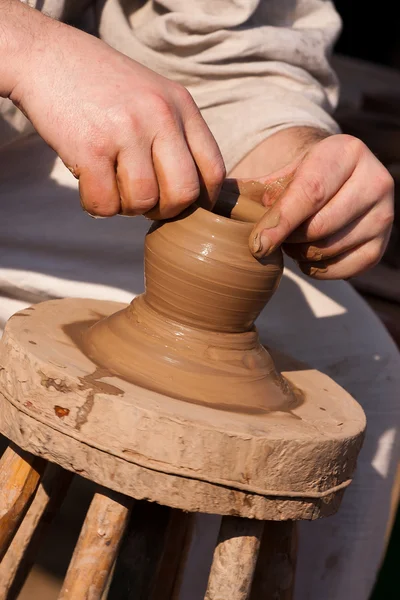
[249,134,394,279]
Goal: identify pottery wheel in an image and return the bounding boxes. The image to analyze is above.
[0,298,366,521]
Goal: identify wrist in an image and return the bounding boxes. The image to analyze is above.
[0,0,50,98]
[280,126,332,157]
[230,126,332,177]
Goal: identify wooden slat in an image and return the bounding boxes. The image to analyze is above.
[250,520,297,600]
[0,464,73,598]
[205,516,264,600]
[152,509,194,600]
[108,501,193,600]
[58,487,133,600]
[0,444,45,561]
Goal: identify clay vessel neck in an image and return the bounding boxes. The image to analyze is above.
[140,206,283,333]
[83,206,293,413]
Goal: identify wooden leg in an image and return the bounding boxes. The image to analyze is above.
[58,486,133,600]
[108,501,170,599]
[205,516,264,600]
[250,520,297,600]
[0,463,73,599]
[152,509,194,600]
[0,444,45,561]
[108,501,194,600]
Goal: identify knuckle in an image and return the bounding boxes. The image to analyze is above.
[151,94,177,125]
[362,242,382,270]
[106,106,137,131]
[299,174,326,209]
[340,134,366,159]
[172,183,201,206]
[85,113,140,158]
[85,135,111,159]
[376,206,395,231]
[306,211,327,239]
[369,167,394,205]
[277,213,293,240]
[207,158,226,187]
[131,196,159,213]
[173,84,195,107]
[379,169,395,195]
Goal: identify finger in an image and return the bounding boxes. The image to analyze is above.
[249,135,361,257]
[298,235,390,280]
[221,176,294,207]
[286,152,393,243]
[284,198,394,262]
[148,127,200,220]
[78,160,121,217]
[116,147,159,216]
[183,110,226,209]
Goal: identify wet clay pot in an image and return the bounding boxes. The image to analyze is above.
[84,206,299,413]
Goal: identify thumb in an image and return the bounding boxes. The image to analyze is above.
[248,136,355,258]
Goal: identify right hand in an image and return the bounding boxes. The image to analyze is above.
[8,8,225,218]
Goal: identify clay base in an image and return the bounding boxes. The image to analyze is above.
[0,299,366,520]
[83,295,301,414]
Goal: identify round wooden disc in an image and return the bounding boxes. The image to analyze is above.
[0,299,366,520]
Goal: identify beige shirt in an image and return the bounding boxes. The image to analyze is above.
[3,0,341,169]
[1,10,399,600]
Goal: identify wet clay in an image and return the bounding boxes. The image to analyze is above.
[214,188,267,223]
[83,204,300,413]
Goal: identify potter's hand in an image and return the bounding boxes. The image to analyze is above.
[2,1,224,218]
[249,134,394,279]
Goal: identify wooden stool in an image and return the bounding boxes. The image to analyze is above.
[0,299,366,599]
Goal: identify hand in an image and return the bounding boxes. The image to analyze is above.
[249,134,394,279]
[7,6,225,218]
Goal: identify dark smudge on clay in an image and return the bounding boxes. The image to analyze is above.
[71,205,303,415]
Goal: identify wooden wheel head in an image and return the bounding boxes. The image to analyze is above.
[0,299,366,520]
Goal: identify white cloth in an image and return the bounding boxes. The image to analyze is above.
[0,2,399,598]
[0,134,399,600]
[5,0,341,170]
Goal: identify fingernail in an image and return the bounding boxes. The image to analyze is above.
[308,266,324,276]
[251,230,272,257]
[300,261,328,276]
[250,208,280,257]
[306,248,324,261]
[251,232,262,255]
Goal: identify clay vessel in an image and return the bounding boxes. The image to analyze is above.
[84,205,299,413]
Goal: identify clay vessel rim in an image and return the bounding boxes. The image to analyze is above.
[161,205,255,231]
[201,206,253,229]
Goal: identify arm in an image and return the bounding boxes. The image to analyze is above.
[120,0,391,279]
[0,0,34,98]
[0,0,225,217]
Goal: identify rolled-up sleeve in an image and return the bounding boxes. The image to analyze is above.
[99,0,342,170]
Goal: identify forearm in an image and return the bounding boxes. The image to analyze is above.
[229,126,332,178]
[0,0,54,98]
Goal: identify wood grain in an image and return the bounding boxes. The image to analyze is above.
[205,516,264,600]
[0,444,45,561]
[58,487,132,600]
[250,520,297,600]
[0,464,72,598]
